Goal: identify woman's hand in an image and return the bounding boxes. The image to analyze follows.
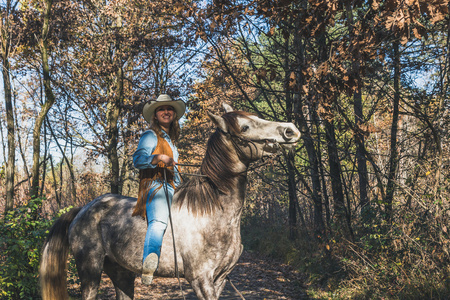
[153,154,175,166]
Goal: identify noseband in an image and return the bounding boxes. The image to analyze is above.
[217,128,281,161]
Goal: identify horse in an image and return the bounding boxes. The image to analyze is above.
[39,103,301,300]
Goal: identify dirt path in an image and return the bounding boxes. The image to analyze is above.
[69,251,308,299]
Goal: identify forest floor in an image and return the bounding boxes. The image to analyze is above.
[68,250,308,299]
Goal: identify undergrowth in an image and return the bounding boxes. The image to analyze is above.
[0,198,73,300]
[241,211,450,300]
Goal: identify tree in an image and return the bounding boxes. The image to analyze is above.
[29,0,57,198]
[0,0,19,211]
[344,0,369,212]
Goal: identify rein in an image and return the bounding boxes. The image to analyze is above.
[227,276,246,300]
[176,158,277,179]
[163,168,186,300]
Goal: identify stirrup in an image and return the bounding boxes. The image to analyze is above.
[142,253,158,285]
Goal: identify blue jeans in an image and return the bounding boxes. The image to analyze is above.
[143,181,174,263]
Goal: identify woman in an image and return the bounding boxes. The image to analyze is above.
[132,94,185,285]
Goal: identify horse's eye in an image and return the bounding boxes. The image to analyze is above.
[241,125,249,132]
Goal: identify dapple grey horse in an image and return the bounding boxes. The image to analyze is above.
[39,103,300,300]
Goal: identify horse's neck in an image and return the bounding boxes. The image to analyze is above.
[198,133,251,214]
[223,152,249,211]
[226,140,250,209]
[220,173,248,218]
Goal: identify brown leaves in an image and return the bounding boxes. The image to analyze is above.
[173,2,185,15]
[358,123,382,137]
[287,71,296,90]
[197,29,208,42]
[382,0,449,44]
[372,0,381,10]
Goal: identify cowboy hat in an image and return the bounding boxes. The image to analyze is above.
[143,94,186,123]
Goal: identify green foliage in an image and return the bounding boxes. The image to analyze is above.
[0,198,72,300]
[0,198,48,299]
[332,208,450,299]
[0,165,5,180]
[242,211,450,299]
[67,254,80,289]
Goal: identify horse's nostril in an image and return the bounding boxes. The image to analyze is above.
[284,128,295,139]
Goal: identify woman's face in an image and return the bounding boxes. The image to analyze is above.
[155,105,176,129]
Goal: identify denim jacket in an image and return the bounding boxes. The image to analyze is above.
[133,130,181,187]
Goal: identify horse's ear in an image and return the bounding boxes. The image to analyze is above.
[223,103,234,113]
[207,111,227,132]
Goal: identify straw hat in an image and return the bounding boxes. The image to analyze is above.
[142,94,186,123]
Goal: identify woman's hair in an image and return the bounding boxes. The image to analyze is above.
[149,112,181,141]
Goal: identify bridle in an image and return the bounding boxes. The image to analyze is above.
[173,128,281,178]
[217,127,281,162]
[174,127,292,179]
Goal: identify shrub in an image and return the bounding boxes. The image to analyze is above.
[0,198,70,300]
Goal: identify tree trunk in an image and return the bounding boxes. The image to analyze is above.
[1,12,15,211]
[317,134,331,228]
[40,124,49,196]
[107,66,123,194]
[292,19,325,234]
[295,105,325,234]
[385,40,401,221]
[324,119,352,239]
[284,35,298,240]
[286,151,298,240]
[432,10,450,199]
[345,0,369,213]
[50,155,60,205]
[45,117,77,200]
[31,0,55,198]
[16,113,31,191]
[354,87,369,211]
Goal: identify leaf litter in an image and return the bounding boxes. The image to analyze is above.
[68,250,307,299]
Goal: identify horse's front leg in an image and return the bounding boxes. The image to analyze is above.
[214,243,243,297]
[214,277,227,297]
[190,275,219,300]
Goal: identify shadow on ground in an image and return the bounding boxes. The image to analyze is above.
[68,250,308,299]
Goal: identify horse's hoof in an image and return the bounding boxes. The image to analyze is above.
[142,253,158,285]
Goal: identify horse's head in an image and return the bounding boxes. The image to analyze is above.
[176,103,301,211]
[207,103,301,162]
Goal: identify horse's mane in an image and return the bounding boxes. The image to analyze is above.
[174,111,253,215]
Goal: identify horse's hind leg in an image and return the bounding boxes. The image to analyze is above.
[73,248,105,300]
[104,256,135,300]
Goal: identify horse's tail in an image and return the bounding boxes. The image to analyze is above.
[39,207,82,300]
